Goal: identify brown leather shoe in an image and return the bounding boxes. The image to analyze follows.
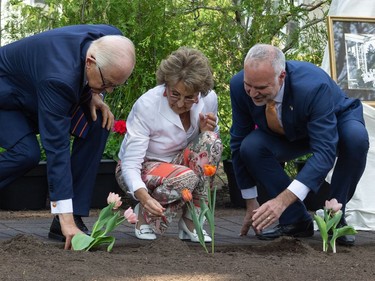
[256,220,314,240]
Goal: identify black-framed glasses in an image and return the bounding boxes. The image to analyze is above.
[91,55,125,89]
[97,63,106,88]
[167,87,198,105]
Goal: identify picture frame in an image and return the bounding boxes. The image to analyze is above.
[328,16,375,105]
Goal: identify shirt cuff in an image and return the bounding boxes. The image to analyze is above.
[241,186,258,199]
[287,179,310,201]
[50,199,73,214]
[128,186,148,201]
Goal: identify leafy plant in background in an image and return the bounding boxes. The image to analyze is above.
[72,192,137,252]
[102,119,127,160]
[314,198,357,253]
[3,0,332,143]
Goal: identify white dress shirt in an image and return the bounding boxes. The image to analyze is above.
[118,84,219,199]
[241,82,310,201]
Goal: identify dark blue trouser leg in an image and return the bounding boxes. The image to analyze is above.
[240,130,312,225]
[0,133,40,189]
[330,119,369,216]
[70,113,110,216]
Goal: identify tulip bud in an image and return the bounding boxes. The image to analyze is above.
[181,188,193,202]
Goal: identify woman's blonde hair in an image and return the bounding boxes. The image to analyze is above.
[156,47,214,96]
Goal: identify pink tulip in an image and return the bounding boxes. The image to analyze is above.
[325,198,342,214]
[124,207,138,224]
[107,192,123,209]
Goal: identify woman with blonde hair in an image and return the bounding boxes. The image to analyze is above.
[116,47,222,241]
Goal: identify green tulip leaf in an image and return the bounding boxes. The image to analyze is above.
[72,233,95,251]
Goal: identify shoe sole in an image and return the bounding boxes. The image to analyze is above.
[292,230,314,238]
[256,230,314,241]
[336,238,355,246]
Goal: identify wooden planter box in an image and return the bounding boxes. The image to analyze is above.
[0,159,123,211]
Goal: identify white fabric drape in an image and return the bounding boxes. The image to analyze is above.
[322,0,375,230]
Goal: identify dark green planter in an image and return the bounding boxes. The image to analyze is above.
[90,159,124,209]
[223,159,271,208]
[223,160,246,208]
[0,159,124,211]
[293,160,330,211]
[0,161,49,210]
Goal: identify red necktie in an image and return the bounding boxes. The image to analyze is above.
[70,85,92,138]
[265,100,284,135]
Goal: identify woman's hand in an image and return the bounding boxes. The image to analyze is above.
[135,188,165,217]
[199,112,217,132]
[89,93,114,130]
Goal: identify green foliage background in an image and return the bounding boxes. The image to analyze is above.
[1,0,331,160]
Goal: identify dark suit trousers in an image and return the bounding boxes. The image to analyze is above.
[70,112,109,216]
[239,119,368,224]
[0,111,109,217]
[0,133,41,188]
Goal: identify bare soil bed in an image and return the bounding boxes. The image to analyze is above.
[0,168,374,280]
[0,212,374,281]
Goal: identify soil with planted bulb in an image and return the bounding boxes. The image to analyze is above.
[0,167,374,280]
[0,207,374,281]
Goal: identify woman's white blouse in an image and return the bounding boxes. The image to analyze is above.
[118,84,219,198]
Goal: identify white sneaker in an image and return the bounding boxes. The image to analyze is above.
[178,217,211,243]
[134,203,156,240]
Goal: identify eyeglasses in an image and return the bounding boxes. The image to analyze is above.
[91,55,126,89]
[168,88,198,105]
[96,63,107,88]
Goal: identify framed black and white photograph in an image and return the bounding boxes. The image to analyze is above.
[328,16,375,105]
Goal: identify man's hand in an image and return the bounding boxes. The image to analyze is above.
[240,198,260,236]
[89,93,114,130]
[58,213,82,250]
[252,189,297,232]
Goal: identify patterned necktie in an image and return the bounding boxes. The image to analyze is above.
[70,84,92,138]
[265,100,285,135]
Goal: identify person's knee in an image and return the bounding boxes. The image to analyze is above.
[179,170,199,193]
[20,145,40,168]
[239,133,264,164]
[9,137,40,170]
[340,124,369,157]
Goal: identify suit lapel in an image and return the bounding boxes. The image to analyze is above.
[281,73,296,140]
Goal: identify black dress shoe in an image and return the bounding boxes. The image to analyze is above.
[48,215,91,242]
[256,220,314,241]
[335,218,355,246]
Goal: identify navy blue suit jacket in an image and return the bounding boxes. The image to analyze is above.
[230,60,365,193]
[0,24,122,201]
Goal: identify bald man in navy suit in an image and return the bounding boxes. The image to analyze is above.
[230,44,368,246]
[0,25,135,249]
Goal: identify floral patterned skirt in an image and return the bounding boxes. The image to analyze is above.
[116,131,222,234]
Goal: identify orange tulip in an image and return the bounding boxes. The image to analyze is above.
[203,164,216,177]
[181,188,193,202]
